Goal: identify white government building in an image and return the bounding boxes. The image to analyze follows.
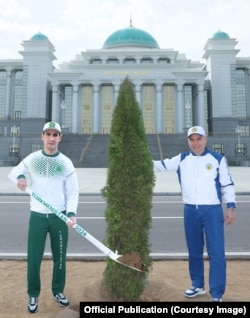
[0,22,249,166]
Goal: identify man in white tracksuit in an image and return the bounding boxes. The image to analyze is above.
[9,121,79,313]
[153,126,236,302]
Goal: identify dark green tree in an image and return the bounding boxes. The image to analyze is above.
[101,77,155,301]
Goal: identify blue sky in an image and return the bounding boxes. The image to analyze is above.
[0,0,249,67]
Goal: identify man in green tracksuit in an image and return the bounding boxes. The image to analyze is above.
[9,121,79,314]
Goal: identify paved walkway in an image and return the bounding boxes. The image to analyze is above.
[1,166,249,195]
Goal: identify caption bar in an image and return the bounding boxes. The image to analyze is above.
[80,302,248,316]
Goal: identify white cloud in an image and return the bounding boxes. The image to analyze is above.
[0,0,249,66]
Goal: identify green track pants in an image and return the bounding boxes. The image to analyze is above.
[27,211,68,297]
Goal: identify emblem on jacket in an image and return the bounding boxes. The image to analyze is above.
[206,163,213,170]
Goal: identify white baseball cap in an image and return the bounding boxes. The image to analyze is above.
[42,121,61,133]
[187,126,206,138]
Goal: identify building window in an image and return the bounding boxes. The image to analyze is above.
[212,144,224,154]
[14,83,25,118]
[124,58,136,64]
[141,58,153,64]
[107,58,119,64]
[232,68,247,118]
[81,85,93,134]
[158,57,170,64]
[15,71,23,80]
[61,85,73,130]
[90,58,102,64]
[239,125,250,136]
[0,85,6,118]
[101,85,113,134]
[163,85,175,133]
[184,85,193,128]
[15,111,21,120]
[0,70,7,80]
[9,144,20,156]
[235,143,247,155]
[31,144,42,152]
[142,85,155,133]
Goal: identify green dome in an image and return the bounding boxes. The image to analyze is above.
[30,32,49,41]
[103,26,159,49]
[212,30,230,39]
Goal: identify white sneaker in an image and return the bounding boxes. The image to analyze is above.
[27,297,38,313]
[212,297,222,302]
[53,293,70,307]
[184,286,206,298]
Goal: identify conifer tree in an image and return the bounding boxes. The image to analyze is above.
[101,77,155,301]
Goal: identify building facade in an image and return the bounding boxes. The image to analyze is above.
[0,24,250,166]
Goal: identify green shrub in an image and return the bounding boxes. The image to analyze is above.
[101,77,155,301]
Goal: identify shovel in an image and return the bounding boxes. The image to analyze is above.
[8,174,143,272]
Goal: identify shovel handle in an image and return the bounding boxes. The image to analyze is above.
[7,174,119,260]
[8,174,142,271]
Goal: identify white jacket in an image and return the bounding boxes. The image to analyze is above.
[153,148,236,207]
[9,150,79,215]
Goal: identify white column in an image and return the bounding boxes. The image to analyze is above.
[93,82,99,133]
[197,84,205,127]
[177,84,184,133]
[52,84,59,122]
[156,83,162,133]
[72,84,79,133]
[5,68,12,118]
[114,83,120,106]
[135,83,141,106]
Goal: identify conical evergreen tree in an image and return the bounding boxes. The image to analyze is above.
[101,77,155,301]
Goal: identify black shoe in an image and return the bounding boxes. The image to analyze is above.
[27,297,38,313]
[53,293,70,307]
